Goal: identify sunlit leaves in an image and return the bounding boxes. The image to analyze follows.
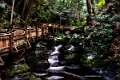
[97,0,105,7]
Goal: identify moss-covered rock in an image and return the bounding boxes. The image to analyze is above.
[114,73,120,80]
[25,41,48,67]
[29,73,36,80]
[9,63,29,76]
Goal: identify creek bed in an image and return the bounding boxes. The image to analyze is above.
[33,67,105,80]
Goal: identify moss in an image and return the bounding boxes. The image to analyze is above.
[9,63,29,76]
[23,42,27,45]
[80,52,107,68]
[29,73,36,80]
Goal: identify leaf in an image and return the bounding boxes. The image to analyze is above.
[97,0,105,7]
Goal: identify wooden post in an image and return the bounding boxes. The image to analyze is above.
[10,32,14,52]
[27,26,31,48]
[10,0,15,24]
[36,26,38,40]
[29,27,31,41]
[25,27,27,48]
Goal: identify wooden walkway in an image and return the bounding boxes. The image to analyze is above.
[0,23,75,66]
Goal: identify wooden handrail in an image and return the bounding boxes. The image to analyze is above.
[0,24,75,66]
[10,32,14,52]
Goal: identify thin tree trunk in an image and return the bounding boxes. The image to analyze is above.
[91,0,95,15]
[86,0,92,25]
[10,0,15,24]
[86,0,92,15]
[21,0,29,19]
[59,16,62,31]
[21,0,35,20]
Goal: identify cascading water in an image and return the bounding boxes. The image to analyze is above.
[46,44,65,80]
[47,44,65,72]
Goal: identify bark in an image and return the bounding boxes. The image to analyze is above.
[113,0,120,14]
[20,0,36,20]
[21,0,29,19]
[86,0,92,15]
[86,0,92,25]
[91,0,95,15]
[10,0,15,24]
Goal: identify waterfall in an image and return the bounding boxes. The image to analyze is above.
[47,44,65,72]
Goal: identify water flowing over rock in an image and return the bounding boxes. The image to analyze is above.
[47,44,65,73]
[46,75,64,80]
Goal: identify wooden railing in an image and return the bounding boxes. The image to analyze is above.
[0,26,44,65]
[0,23,75,66]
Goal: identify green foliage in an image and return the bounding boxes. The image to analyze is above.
[35,5,51,22]
[69,19,75,26]
[85,15,114,55]
[9,63,29,76]
[81,11,120,67]
[80,53,106,67]
[97,0,106,7]
[29,73,36,80]
[0,2,5,9]
[23,42,27,45]
[0,2,11,28]
[69,33,81,44]
[53,31,64,37]
[32,0,86,25]
[69,19,86,27]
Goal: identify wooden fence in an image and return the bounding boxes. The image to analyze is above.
[0,23,75,66]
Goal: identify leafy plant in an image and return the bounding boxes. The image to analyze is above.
[97,0,106,7]
[85,14,114,55]
[69,19,75,26]
[23,42,27,45]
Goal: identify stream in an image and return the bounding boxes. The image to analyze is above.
[0,39,117,80]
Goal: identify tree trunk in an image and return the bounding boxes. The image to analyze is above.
[21,0,35,20]
[21,0,29,20]
[86,0,93,25]
[114,0,120,14]
[10,0,15,24]
[91,0,95,15]
[86,0,92,15]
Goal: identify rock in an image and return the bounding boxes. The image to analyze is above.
[33,72,48,77]
[29,73,36,80]
[66,64,81,69]
[36,42,46,48]
[12,76,29,80]
[47,66,65,73]
[114,73,120,80]
[25,42,48,67]
[92,68,116,80]
[46,75,64,80]
[36,78,42,80]
[9,63,29,76]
